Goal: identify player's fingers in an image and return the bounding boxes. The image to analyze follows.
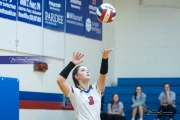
[77,52,82,58]
[75,52,80,58]
[107,49,112,53]
[79,54,84,59]
[107,48,113,53]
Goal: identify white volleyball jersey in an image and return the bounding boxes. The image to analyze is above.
[67,83,102,120]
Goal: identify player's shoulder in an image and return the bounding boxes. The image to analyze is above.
[70,86,81,93]
[170,91,176,95]
[119,101,123,105]
[141,92,146,96]
[92,82,97,88]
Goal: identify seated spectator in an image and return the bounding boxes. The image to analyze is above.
[157,83,177,120]
[107,93,126,120]
[131,86,146,120]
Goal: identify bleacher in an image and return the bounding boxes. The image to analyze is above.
[102,78,180,120]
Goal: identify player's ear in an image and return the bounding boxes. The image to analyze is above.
[75,74,79,80]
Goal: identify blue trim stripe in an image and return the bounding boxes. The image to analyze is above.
[84,87,91,93]
[20,91,63,102]
[98,6,103,13]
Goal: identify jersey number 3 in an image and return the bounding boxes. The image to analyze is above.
[88,96,94,105]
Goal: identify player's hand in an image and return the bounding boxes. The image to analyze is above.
[101,48,113,59]
[166,91,170,95]
[71,52,84,65]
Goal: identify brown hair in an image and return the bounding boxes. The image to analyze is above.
[109,93,120,109]
[133,86,142,100]
[163,83,170,93]
[72,65,92,92]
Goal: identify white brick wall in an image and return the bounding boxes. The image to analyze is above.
[0,50,63,93]
[114,0,180,82]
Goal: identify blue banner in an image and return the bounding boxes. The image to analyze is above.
[85,0,102,41]
[66,0,84,36]
[17,0,42,26]
[0,0,17,20]
[43,0,65,31]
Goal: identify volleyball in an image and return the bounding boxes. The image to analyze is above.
[96,3,116,23]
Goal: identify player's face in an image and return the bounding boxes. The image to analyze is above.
[136,87,142,94]
[113,94,119,102]
[77,66,91,81]
[164,84,170,91]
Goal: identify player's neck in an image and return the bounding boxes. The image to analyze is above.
[113,102,118,104]
[79,83,89,90]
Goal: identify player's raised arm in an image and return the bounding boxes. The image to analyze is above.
[57,52,84,95]
[97,48,113,91]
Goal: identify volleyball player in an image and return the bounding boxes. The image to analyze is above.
[57,48,113,120]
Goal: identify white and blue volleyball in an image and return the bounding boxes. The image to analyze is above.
[96,3,116,23]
